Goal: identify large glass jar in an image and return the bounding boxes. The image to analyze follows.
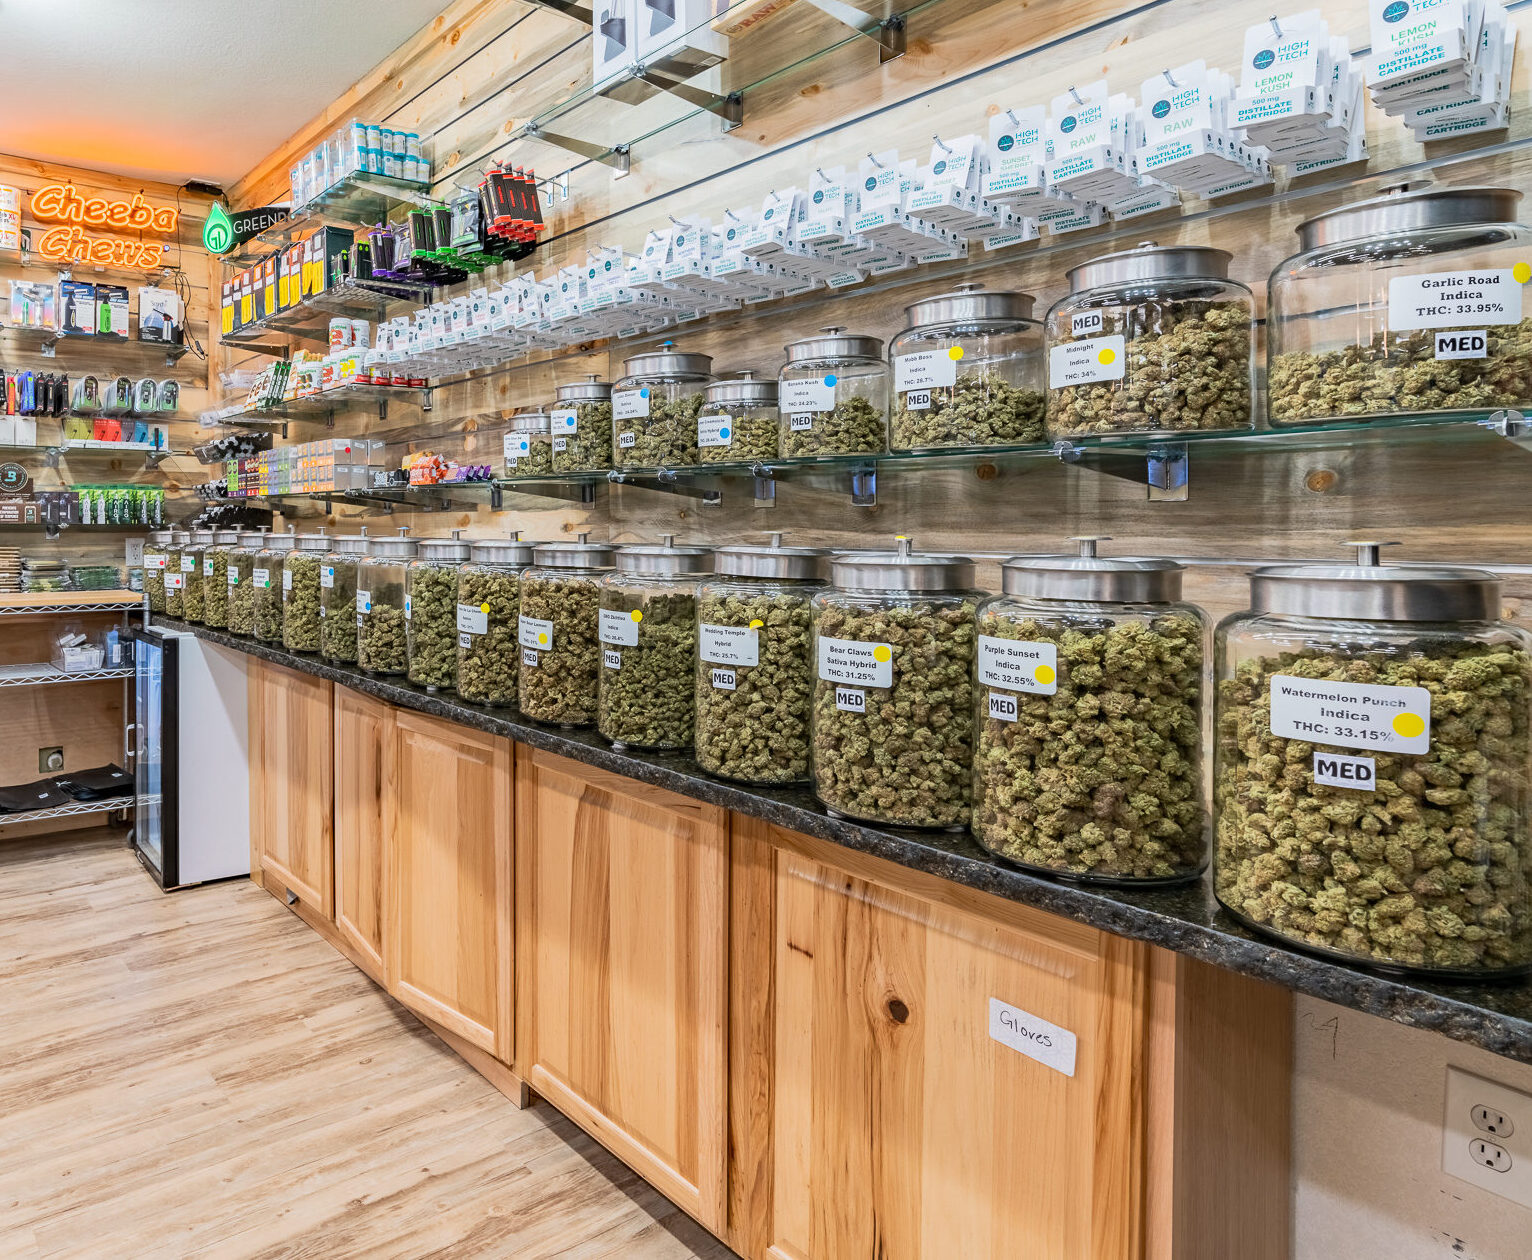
[973,539,1207,884]
[503,407,554,477]
[407,533,471,691]
[1044,243,1255,439]
[698,373,779,465]
[597,536,712,750]
[1268,186,1532,425]
[518,534,617,727]
[320,533,371,663]
[142,527,174,613]
[201,530,239,629]
[551,375,613,473]
[457,535,535,707]
[1214,542,1532,978]
[162,530,189,618]
[612,346,712,470]
[890,284,1046,451]
[254,530,296,642]
[357,532,416,675]
[695,534,826,784]
[282,531,331,653]
[778,327,888,458]
[811,538,980,828]
[181,530,214,623]
[227,529,269,636]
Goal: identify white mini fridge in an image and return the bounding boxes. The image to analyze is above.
[131,625,251,889]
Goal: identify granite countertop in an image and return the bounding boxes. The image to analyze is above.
[162,616,1532,1065]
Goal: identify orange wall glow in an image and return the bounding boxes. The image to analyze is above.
[30,184,179,235]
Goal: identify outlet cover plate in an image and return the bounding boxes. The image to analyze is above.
[1444,1066,1532,1208]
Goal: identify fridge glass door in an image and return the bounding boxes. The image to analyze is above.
[134,633,165,877]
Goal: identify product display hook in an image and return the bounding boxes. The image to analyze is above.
[1269,15,1282,38]
[932,134,952,153]
[866,152,885,168]
[1068,85,1085,105]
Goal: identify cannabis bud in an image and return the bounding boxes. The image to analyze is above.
[457,567,521,707]
[598,589,698,749]
[612,392,705,469]
[892,373,1046,450]
[780,395,886,458]
[518,573,603,726]
[407,566,460,690]
[282,555,323,653]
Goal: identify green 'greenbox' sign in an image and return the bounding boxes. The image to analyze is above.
[204,203,289,255]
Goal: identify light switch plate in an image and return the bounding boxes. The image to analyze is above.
[1443,1066,1532,1208]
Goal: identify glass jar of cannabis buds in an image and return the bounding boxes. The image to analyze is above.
[254,529,297,643]
[142,528,175,613]
[502,406,554,477]
[407,533,471,691]
[201,530,240,629]
[611,346,712,470]
[319,533,371,663]
[357,531,417,676]
[551,375,614,473]
[456,535,536,707]
[180,529,215,623]
[518,534,617,727]
[697,373,779,464]
[226,530,269,637]
[162,529,189,618]
[778,327,888,458]
[281,531,331,653]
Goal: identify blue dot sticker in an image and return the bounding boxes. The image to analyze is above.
[720,426,731,440]
[640,387,650,399]
[824,374,838,387]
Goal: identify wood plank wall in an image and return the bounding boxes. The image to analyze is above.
[216,0,1532,627]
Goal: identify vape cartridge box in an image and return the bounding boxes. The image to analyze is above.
[221,281,235,337]
[262,257,278,319]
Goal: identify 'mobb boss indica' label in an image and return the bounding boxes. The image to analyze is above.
[818,635,893,688]
[1269,675,1431,755]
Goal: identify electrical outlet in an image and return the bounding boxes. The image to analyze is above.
[1444,1067,1532,1207]
[38,746,62,773]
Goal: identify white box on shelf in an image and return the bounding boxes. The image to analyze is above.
[636,0,728,76]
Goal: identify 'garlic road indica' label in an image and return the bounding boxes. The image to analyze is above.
[699,623,759,667]
[1049,335,1126,387]
[818,636,893,688]
[1388,269,1524,330]
[1269,674,1431,755]
[598,607,640,646]
[978,636,1057,694]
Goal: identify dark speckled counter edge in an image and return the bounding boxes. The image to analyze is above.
[164,616,1532,1066]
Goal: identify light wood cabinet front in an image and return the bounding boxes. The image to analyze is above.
[249,660,334,918]
[387,710,513,1060]
[333,688,393,984]
[516,748,730,1235]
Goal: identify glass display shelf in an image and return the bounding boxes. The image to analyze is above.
[0,663,134,688]
[0,797,133,829]
[224,172,436,266]
[202,381,431,429]
[0,326,189,364]
[223,280,427,351]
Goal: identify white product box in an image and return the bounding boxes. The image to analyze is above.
[635,0,727,75]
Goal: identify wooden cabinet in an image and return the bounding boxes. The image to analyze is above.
[248,659,334,918]
[387,710,513,1061]
[333,688,393,984]
[516,748,730,1235]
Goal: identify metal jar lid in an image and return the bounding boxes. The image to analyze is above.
[554,375,613,404]
[147,528,176,546]
[188,529,218,545]
[903,283,1036,329]
[510,407,550,432]
[531,532,616,569]
[236,531,269,548]
[705,372,778,408]
[293,531,332,554]
[1296,185,1522,252]
[1066,241,1235,292]
[621,344,712,380]
[168,529,191,545]
[785,326,883,365]
[614,533,713,577]
[1249,542,1501,622]
[211,530,241,545]
[418,534,471,564]
[330,533,371,557]
[471,533,536,566]
[259,533,297,554]
[368,527,418,561]
[829,536,975,592]
[712,532,826,580]
[1001,538,1183,602]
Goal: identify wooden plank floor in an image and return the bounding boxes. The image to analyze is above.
[0,830,739,1260]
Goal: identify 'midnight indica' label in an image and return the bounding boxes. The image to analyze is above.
[1270,675,1430,755]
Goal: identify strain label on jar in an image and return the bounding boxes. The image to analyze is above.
[204,557,215,576]
[282,569,293,591]
[144,553,166,570]
[1435,330,1488,360]
[1071,310,1104,337]
[321,566,335,589]
[181,555,197,572]
[618,431,637,449]
[253,567,270,589]
[903,388,932,410]
[698,414,733,447]
[835,685,866,712]
[603,648,622,670]
[456,603,488,635]
[988,691,1019,722]
[819,636,893,688]
[700,623,759,667]
[1049,335,1126,387]
[166,573,184,590]
[356,590,371,613]
[404,595,411,621]
[988,997,1077,1077]
[1313,751,1376,791]
[519,615,553,650]
[227,568,240,586]
[895,349,958,392]
[523,647,539,666]
[1269,675,1431,755]
[781,377,835,414]
[552,407,578,434]
[1388,270,1523,330]
[599,607,641,646]
[504,434,532,461]
[710,668,737,691]
[978,636,1058,695]
[612,388,650,420]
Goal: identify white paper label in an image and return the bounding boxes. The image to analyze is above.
[1070,310,1104,337]
[253,567,270,589]
[181,555,196,572]
[894,349,959,392]
[612,388,650,420]
[553,436,568,453]
[204,557,215,576]
[356,589,371,613]
[519,614,554,650]
[1388,270,1522,331]
[1049,335,1126,387]
[835,685,866,713]
[978,636,1058,695]
[903,388,931,411]
[166,573,184,590]
[552,407,578,434]
[522,647,539,666]
[321,566,335,589]
[1269,675,1431,755]
[457,602,488,635]
[599,607,641,646]
[144,553,166,570]
[1435,330,1488,360]
[618,431,637,449]
[818,636,892,688]
[710,667,737,691]
[227,567,240,586]
[504,433,531,461]
[698,414,733,448]
[988,997,1077,1077]
[781,377,836,413]
[603,648,622,670]
[789,413,815,432]
[282,569,293,591]
[988,691,1019,722]
[700,623,759,667]
[1313,751,1377,791]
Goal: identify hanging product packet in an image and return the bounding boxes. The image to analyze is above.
[1136,62,1271,199]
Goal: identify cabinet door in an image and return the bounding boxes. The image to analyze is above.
[734,818,1148,1260]
[516,748,729,1235]
[249,660,334,917]
[387,709,513,1060]
[333,688,393,983]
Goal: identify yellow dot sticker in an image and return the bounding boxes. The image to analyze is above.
[872,645,892,663]
[1515,261,1532,284]
[537,632,549,645]
[1097,347,1117,366]
[948,346,965,361]
[1392,712,1426,739]
[480,602,491,614]
[630,610,643,622]
[1034,664,1056,685]
[749,619,763,629]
